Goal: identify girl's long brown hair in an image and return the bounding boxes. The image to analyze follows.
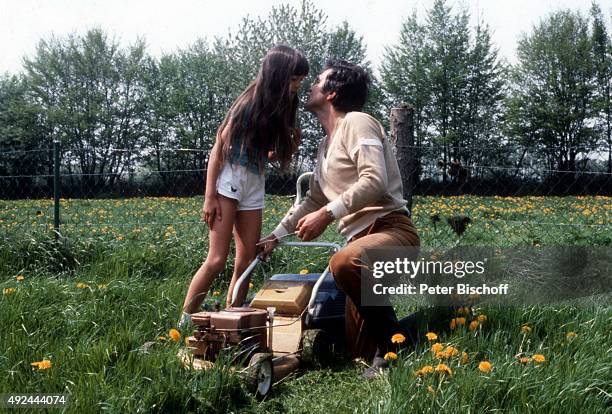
[217,45,309,172]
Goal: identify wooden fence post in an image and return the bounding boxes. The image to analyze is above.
[390,105,416,213]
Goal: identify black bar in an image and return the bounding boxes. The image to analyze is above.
[53,140,61,238]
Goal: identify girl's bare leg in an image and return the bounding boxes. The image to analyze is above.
[182,195,238,314]
[226,208,262,307]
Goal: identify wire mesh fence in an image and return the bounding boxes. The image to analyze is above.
[1,148,610,251]
[1,106,611,251]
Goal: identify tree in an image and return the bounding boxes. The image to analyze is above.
[463,23,507,170]
[590,2,612,173]
[141,41,235,190]
[381,0,506,183]
[23,28,147,191]
[508,10,598,176]
[0,74,49,197]
[426,0,471,182]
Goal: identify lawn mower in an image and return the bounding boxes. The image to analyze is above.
[180,240,346,397]
[180,173,347,398]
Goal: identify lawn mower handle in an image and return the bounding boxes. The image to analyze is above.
[294,172,313,206]
[230,241,343,309]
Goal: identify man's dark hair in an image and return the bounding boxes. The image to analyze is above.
[322,59,370,112]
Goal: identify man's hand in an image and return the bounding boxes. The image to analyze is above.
[257,234,279,260]
[202,194,222,229]
[296,207,334,241]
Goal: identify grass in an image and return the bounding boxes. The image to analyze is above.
[0,195,611,413]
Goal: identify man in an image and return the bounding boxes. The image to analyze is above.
[258,60,419,378]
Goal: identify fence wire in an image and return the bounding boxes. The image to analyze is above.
[0,143,610,249]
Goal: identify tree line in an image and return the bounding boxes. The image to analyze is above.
[0,0,610,197]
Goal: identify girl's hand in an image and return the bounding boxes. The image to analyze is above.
[202,195,222,229]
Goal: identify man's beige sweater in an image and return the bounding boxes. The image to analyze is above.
[272,111,408,240]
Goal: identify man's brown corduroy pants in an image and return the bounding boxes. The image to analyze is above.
[329,211,420,360]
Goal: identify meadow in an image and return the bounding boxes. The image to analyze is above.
[1,195,611,413]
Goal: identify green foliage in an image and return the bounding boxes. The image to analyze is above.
[3,3,375,191]
[140,41,231,181]
[23,28,148,188]
[590,2,612,173]
[0,195,610,412]
[1,0,611,190]
[507,10,599,172]
[380,0,506,181]
[0,74,49,179]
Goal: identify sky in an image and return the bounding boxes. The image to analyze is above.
[1,0,609,75]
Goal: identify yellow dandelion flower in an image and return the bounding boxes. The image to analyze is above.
[444,346,459,358]
[431,342,444,353]
[520,324,531,334]
[456,317,466,326]
[435,363,452,376]
[16,275,24,282]
[415,366,433,377]
[519,357,531,364]
[462,352,468,364]
[391,333,406,344]
[169,328,181,343]
[249,282,254,289]
[478,361,493,373]
[532,354,545,363]
[450,319,457,330]
[420,365,434,375]
[157,336,166,341]
[299,269,309,275]
[477,314,487,322]
[469,320,479,331]
[435,351,446,359]
[566,332,577,340]
[384,352,397,361]
[76,282,89,289]
[212,291,220,296]
[3,287,16,296]
[30,359,52,370]
[425,332,438,341]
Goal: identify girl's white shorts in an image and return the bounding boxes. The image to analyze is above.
[216,163,265,211]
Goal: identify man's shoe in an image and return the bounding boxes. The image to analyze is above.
[362,356,389,379]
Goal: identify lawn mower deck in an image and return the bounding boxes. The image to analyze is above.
[181,241,345,398]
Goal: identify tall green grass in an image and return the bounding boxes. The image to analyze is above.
[1,195,610,413]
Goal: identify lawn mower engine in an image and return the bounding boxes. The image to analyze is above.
[187,307,269,362]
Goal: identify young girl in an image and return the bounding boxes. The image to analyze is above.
[180,45,308,323]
